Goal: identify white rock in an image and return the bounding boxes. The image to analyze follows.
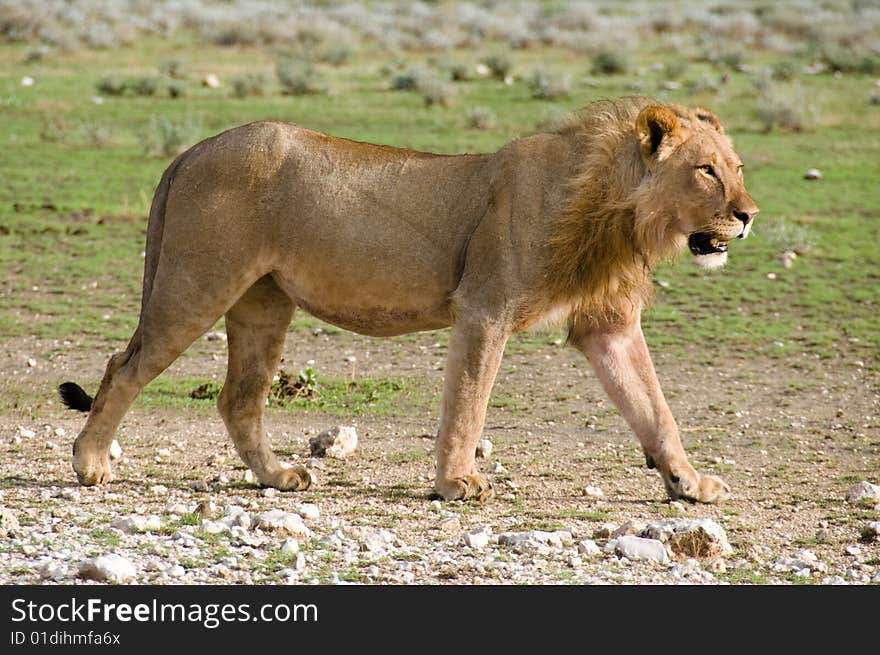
[296,503,320,520]
[38,559,69,581]
[78,554,136,583]
[614,535,669,563]
[156,448,172,459]
[353,527,397,553]
[190,480,210,492]
[772,549,828,574]
[21,76,34,86]
[861,522,880,542]
[111,515,162,534]
[491,461,506,474]
[108,440,123,460]
[201,520,230,535]
[309,426,358,459]
[164,564,186,578]
[59,488,80,501]
[294,552,307,571]
[261,488,277,498]
[0,508,20,537]
[804,168,822,180]
[642,518,733,558]
[230,525,258,545]
[438,517,461,533]
[204,331,227,341]
[577,539,602,557]
[149,484,168,495]
[583,485,604,499]
[165,503,192,516]
[203,73,221,88]
[846,481,880,508]
[255,510,312,539]
[18,426,36,439]
[27,357,37,367]
[475,439,493,459]
[464,529,491,549]
[243,469,255,484]
[222,509,251,530]
[280,538,300,555]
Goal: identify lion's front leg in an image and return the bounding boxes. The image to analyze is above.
[571,312,729,504]
[433,317,509,502]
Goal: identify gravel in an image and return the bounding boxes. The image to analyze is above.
[2,341,877,586]
[0,508,20,537]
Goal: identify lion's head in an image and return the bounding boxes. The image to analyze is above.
[543,97,759,323]
[633,103,759,270]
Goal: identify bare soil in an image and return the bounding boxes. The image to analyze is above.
[1,327,878,584]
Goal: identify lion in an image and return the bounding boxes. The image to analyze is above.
[58,96,757,504]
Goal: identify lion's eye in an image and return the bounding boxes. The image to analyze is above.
[697,165,717,178]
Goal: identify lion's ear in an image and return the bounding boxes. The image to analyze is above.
[693,107,725,134]
[636,105,681,163]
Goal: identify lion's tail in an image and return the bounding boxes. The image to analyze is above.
[58,382,93,412]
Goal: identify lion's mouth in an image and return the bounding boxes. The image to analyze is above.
[688,232,729,256]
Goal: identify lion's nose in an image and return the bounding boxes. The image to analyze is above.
[733,208,757,226]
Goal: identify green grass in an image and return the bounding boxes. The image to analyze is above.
[132,374,435,416]
[1,26,878,373]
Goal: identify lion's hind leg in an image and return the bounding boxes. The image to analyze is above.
[217,276,310,492]
[71,258,261,486]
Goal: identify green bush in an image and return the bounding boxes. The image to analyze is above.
[592,50,628,75]
[528,69,571,100]
[276,59,328,95]
[231,73,268,98]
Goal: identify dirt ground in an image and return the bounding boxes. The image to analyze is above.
[1,325,878,584]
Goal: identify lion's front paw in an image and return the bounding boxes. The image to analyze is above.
[664,469,729,504]
[263,465,311,492]
[694,474,730,503]
[434,472,493,502]
[72,441,113,486]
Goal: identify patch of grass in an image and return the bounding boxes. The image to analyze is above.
[137,374,434,417]
[388,448,431,464]
[723,568,775,585]
[556,509,612,521]
[88,528,123,547]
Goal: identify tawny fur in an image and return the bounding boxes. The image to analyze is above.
[60,96,758,505]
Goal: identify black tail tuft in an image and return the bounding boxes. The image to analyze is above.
[58,382,93,412]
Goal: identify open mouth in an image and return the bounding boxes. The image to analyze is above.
[688,232,729,256]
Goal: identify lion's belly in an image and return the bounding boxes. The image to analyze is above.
[271,258,455,337]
